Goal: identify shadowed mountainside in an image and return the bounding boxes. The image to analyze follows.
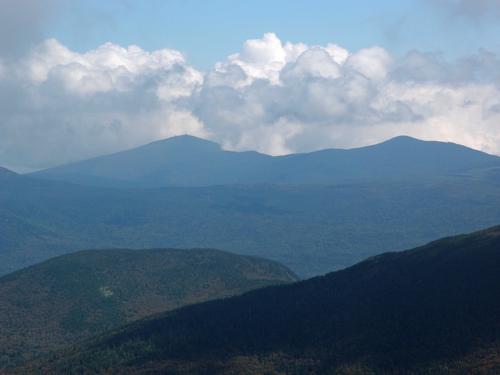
[24,226,500,374]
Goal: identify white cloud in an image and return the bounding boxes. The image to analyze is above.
[1,33,500,170]
[23,39,202,97]
[281,48,341,81]
[345,47,393,81]
[225,32,303,84]
[0,39,206,169]
[211,33,350,88]
[189,34,500,156]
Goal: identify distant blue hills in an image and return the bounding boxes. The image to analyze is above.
[30,135,500,187]
[1,135,500,278]
[0,166,17,178]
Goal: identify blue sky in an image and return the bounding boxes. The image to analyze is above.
[49,0,500,68]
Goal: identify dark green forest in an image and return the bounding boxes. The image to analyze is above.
[19,226,500,374]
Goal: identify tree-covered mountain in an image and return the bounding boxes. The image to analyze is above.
[4,137,500,278]
[25,226,500,375]
[2,172,500,277]
[0,248,297,368]
[31,135,500,187]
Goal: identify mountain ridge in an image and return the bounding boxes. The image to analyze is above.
[0,247,297,368]
[31,135,500,187]
[0,166,17,178]
[24,225,500,374]
[3,171,500,277]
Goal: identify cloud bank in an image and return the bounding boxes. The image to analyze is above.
[1,32,500,170]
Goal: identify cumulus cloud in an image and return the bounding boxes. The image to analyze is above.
[1,32,500,170]
[209,33,350,87]
[189,33,500,155]
[0,39,206,170]
[24,39,203,97]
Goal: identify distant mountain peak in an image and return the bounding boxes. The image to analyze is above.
[147,134,221,151]
[168,134,212,142]
[0,166,16,177]
[374,135,452,149]
[30,134,500,188]
[371,135,500,157]
[382,135,422,143]
[379,135,484,150]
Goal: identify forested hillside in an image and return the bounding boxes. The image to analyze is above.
[2,173,500,277]
[0,248,296,368]
[24,226,500,374]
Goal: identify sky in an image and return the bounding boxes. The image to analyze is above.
[1,0,500,171]
[47,0,500,66]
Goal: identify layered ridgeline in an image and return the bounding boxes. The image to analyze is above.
[31,135,500,187]
[0,248,297,368]
[26,226,500,375]
[3,136,500,277]
[2,169,500,277]
[0,167,17,179]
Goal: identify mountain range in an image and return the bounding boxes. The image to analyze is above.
[0,167,16,178]
[2,136,500,277]
[19,226,500,374]
[0,248,296,368]
[2,170,500,277]
[31,135,500,187]
[2,136,500,373]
